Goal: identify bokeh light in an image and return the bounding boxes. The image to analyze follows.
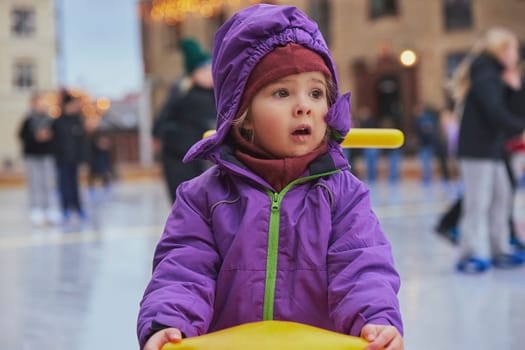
[400,49,417,67]
[96,97,111,111]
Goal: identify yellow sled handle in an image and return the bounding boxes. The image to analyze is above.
[340,128,404,149]
[162,320,370,350]
[203,128,404,149]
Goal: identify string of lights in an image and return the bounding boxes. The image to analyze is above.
[150,0,262,23]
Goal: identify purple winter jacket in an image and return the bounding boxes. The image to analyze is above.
[137,4,402,349]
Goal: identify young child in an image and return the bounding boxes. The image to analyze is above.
[138,4,403,350]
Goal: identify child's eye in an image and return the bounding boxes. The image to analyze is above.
[310,89,325,99]
[273,89,289,98]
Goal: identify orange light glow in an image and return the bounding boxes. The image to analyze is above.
[96,97,111,110]
[151,0,262,23]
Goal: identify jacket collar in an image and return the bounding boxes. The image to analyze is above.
[212,140,348,191]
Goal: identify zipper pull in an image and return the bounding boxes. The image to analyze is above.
[271,192,279,211]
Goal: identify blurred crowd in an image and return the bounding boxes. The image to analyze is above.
[347,104,460,186]
[16,29,525,273]
[17,88,114,227]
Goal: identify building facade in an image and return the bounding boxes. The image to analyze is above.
[0,0,58,169]
[140,0,525,150]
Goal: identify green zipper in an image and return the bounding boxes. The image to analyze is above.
[262,169,340,320]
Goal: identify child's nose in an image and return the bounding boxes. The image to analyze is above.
[293,98,311,117]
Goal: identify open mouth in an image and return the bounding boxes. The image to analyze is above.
[292,125,312,135]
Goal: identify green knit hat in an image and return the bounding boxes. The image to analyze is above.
[179,38,211,75]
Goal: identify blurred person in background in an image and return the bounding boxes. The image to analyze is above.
[451,27,525,272]
[52,90,87,223]
[18,92,61,226]
[503,62,525,249]
[381,117,402,184]
[413,103,438,185]
[152,38,216,203]
[86,116,114,199]
[353,106,379,183]
[439,107,459,173]
[435,69,525,248]
[345,111,361,178]
[432,107,452,184]
[433,107,461,243]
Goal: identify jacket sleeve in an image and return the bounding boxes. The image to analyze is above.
[327,178,403,337]
[137,182,221,349]
[470,65,525,134]
[18,118,33,144]
[507,76,525,136]
[152,82,185,139]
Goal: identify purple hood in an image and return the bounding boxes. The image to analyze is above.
[183,4,351,162]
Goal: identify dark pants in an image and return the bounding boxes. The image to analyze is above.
[56,162,82,213]
[161,153,206,204]
[88,151,112,187]
[435,140,450,181]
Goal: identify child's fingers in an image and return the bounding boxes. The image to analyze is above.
[384,336,404,350]
[165,328,183,343]
[366,326,400,350]
[360,324,378,342]
[144,328,182,350]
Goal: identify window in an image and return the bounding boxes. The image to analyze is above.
[309,0,331,47]
[445,52,468,78]
[207,11,226,48]
[443,0,473,31]
[369,0,398,19]
[164,23,183,50]
[11,7,35,36]
[13,61,35,89]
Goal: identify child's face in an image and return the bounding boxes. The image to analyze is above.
[244,71,329,158]
[32,97,47,114]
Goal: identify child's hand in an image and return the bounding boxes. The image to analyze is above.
[35,128,52,142]
[502,68,522,90]
[361,324,403,350]
[144,328,182,350]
